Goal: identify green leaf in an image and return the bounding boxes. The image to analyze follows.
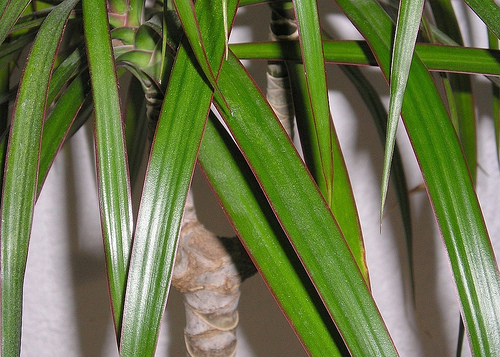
[336,0,500,354]
[428,0,477,184]
[172,0,218,85]
[119,0,238,355]
[267,2,367,284]
[214,51,398,356]
[287,61,369,284]
[462,0,500,39]
[38,73,90,191]
[231,40,500,77]
[292,0,334,204]
[1,1,79,355]
[0,0,31,47]
[199,114,347,357]
[381,0,424,219]
[489,29,500,165]
[340,64,413,295]
[82,0,133,334]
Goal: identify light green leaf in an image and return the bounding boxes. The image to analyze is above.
[381,0,424,219]
[1,1,79,355]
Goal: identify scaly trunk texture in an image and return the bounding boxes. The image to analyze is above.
[172,192,256,356]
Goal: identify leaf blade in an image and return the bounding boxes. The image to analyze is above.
[199,114,346,357]
[0,1,79,355]
[214,51,398,356]
[82,0,133,333]
[381,0,424,218]
[335,0,500,354]
[119,0,239,354]
[292,0,334,204]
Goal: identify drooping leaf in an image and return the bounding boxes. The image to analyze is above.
[340,64,413,297]
[213,51,398,356]
[82,0,133,333]
[381,0,424,219]
[335,0,500,354]
[1,1,79,355]
[199,114,347,357]
[119,0,238,355]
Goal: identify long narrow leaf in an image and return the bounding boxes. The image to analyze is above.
[335,0,500,354]
[381,0,424,218]
[489,29,500,165]
[119,0,239,354]
[340,64,413,295]
[0,0,31,47]
[172,0,218,85]
[287,62,368,283]
[199,114,346,356]
[82,0,133,334]
[462,0,500,39]
[292,0,334,204]
[429,0,477,183]
[214,51,398,356]
[0,1,79,355]
[270,3,368,283]
[38,73,90,191]
[231,40,500,77]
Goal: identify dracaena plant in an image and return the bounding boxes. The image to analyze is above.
[1,0,500,356]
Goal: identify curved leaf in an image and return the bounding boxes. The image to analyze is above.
[1,1,79,355]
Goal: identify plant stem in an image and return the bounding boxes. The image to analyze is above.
[172,190,256,356]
